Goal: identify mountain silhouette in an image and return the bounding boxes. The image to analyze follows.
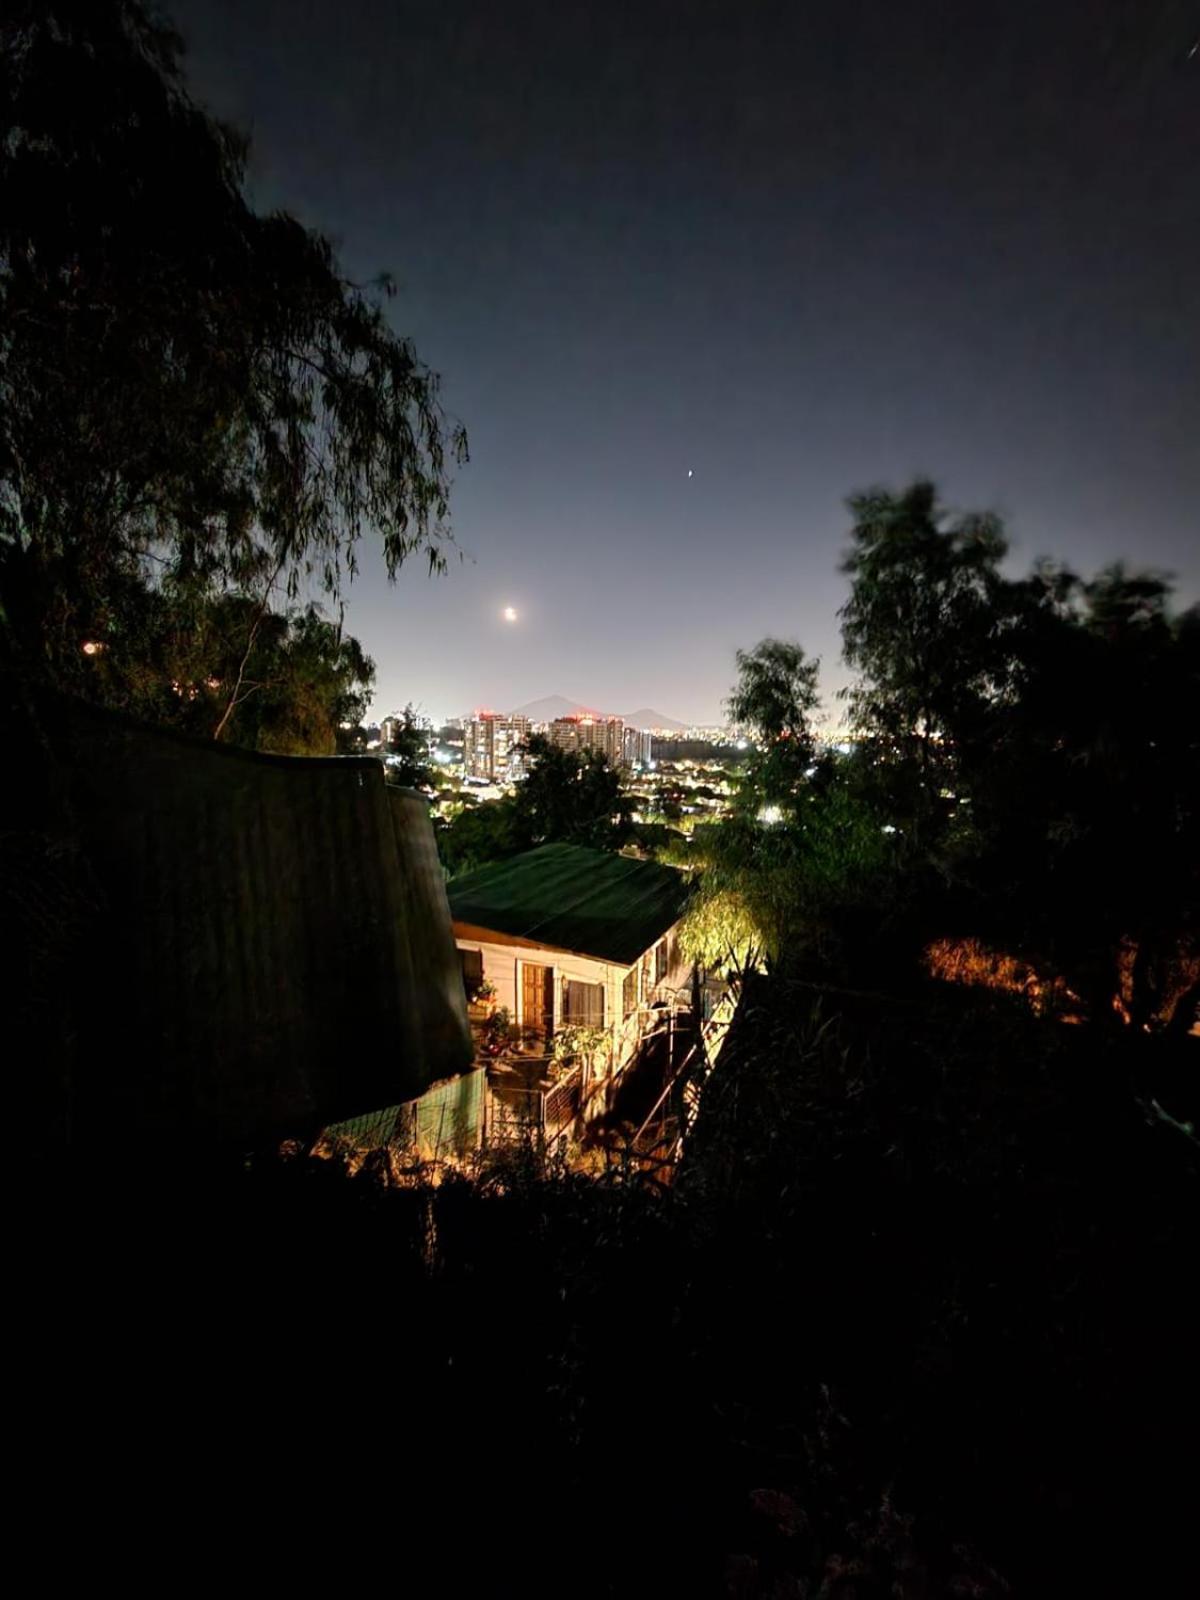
[510,694,612,722]
[621,708,687,732]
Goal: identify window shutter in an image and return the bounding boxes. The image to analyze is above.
[459,947,483,998]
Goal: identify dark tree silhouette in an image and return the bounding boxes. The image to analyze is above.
[837,483,1199,1027]
[726,638,821,809]
[46,567,374,754]
[0,0,465,707]
[437,735,634,878]
[685,482,1198,1028]
[382,705,435,789]
[510,734,634,853]
[838,479,1019,845]
[963,561,1200,1027]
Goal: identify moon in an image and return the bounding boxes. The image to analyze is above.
[503,605,518,623]
[687,468,694,478]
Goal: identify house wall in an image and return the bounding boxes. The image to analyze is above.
[455,921,693,1080]
[457,937,618,1030]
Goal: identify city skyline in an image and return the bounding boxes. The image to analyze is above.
[171,0,1199,724]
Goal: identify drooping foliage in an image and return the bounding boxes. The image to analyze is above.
[1,0,464,724]
[75,578,375,755]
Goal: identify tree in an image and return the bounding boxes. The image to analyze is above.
[233,604,374,756]
[838,481,1019,844]
[678,770,903,980]
[436,738,633,879]
[383,705,435,789]
[1,0,465,704]
[962,563,1200,1028]
[511,735,634,852]
[675,630,905,977]
[726,639,821,810]
[837,482,1199,1028]
[437,795,524,879]
[77,578,375,754]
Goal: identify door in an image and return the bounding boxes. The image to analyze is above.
[521,962,554,1041]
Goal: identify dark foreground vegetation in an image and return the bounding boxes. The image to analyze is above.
[37,983,1195,1597]
[6,8,1197,1594]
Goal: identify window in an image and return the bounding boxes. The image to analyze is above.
[459,947,483,1000]
[563,979,604,1027]
[623,968,638,1017]
[654,939,668,985]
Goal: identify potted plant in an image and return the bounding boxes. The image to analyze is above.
[480,1006,512,1058]
[466,974,497,1022]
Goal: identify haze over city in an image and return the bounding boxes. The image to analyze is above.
[171,0,1199,724]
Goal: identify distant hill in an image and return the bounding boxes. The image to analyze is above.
[622,708,687,732]
[511,694,613,722]
[503,697,688,730]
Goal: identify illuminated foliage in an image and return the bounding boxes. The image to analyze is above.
[923,937,1080,1018]
[679,785,900,976]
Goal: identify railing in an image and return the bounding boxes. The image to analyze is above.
[484,1061,582,1147]
[630,982,738,1157]
[544,1069,581,1134]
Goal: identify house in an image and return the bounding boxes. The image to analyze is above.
[16,693,476,1158]
[447,843,695,1131]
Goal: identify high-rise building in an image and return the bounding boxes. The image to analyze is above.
[622,726,653,769]
[464,714,530,782]
[548,715,625,766]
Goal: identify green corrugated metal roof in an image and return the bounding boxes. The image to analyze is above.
[448,844,690,966]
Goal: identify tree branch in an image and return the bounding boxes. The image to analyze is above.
[212,553,286,742]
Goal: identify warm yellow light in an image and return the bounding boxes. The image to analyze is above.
[502,606,518,623]
[81,640,102,656]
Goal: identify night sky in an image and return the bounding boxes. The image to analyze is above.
[171,0,1198,726]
